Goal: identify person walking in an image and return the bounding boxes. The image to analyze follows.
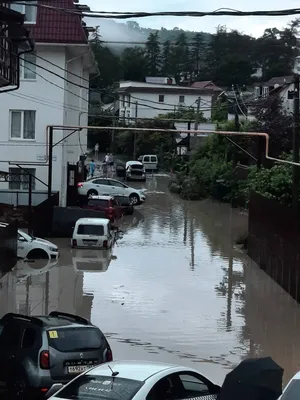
[109,153,114,172]
[94,143,99,159]
[89,159,96,178]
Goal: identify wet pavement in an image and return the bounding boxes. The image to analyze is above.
[0,175,300,385]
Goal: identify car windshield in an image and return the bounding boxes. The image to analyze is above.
[281,380,300,400]
[55,375,143,400]
[47,327,104,352]
[77,224,105,235]
[18,230,32,241]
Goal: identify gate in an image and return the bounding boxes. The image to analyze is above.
[66,163,80,206]
[32,192,59,237]
[0,222,17,275]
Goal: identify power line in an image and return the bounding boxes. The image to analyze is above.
[9,3,300,18]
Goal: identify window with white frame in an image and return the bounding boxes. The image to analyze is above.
[10,110,36,140]
[159,95,164,103]
[262,86,269,97]
[9,168,36,190]
[179,95,185,103]
[20,52,36,80]
[10,1,37,23]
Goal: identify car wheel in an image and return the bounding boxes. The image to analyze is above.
[129,193,140,205]
[87,189,98,196]
[27,249,49,260]
[8,377,28,400]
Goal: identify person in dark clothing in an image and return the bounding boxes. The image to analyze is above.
[84,165,88,181]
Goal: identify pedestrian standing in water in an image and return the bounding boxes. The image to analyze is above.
[94,143,99,159]
[89,159,96,178]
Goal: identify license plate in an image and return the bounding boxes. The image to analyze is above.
[68,365,90,374]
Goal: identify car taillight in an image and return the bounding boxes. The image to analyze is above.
[72,239,77,247]
[103,240,108,248]
[77,182,83,188]
[40,350,50,369]
[106,347,113,362]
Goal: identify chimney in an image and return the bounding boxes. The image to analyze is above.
[167,78,172,85]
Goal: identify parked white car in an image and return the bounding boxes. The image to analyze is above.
[46,360,220,400]
[126,160,146,181]
[0,222,59,260]
[278,371,300,399]
[71,217,115,249]
[77,177,146,205]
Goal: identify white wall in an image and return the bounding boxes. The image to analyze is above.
[119,91,212,120]
[0,45,90,207]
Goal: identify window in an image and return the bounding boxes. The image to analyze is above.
[56,375,143,400]
[22,328,36,348]
[0,323,22,347]
[20,52,36,80]
[150,156,157,162]
[109,180,125,188]
[10,110,36,140]
[9,168,36,190]
[77,224,104,236]
[10,1,37,23]
[288,90,295,100]
[281,379,300,400]
[47,327,104,352]
[178,373,209,396]
[93,179,109,185]
[179,95,185,103]
[262,86,269,97]
[158,94,164,103]
[143,156,150,162]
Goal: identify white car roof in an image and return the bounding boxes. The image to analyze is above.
[75,218,110,225]
[126,161,143,167]
[86,360,179,382]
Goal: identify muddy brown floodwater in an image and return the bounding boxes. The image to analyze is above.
[1,175,300,385]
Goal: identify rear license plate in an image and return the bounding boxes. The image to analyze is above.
[82,240,97,245]
[68,365,90,374]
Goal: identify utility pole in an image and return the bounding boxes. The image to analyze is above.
[133,101,138,159]
[47,126,53,201]
[292,74,300,211]
[194,97,201,134]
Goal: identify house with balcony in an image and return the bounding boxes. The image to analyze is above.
[0,0,97,207]
[118,80,222,122]
[253,76,294,114]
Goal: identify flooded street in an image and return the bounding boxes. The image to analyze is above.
[1,176,300,385]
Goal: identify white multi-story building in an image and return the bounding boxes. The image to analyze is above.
[118,80,222,122]
[0,0,97,207]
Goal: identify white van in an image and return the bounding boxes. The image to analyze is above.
[71,218,115,249]
[125,160,146,181]
[138,154,158,170]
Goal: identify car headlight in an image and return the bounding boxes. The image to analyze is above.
[48,247,58,252]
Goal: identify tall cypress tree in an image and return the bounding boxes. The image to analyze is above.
[145,31,161,76]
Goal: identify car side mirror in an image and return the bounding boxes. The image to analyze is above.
[45,383,64,399]
[18,237,26,242]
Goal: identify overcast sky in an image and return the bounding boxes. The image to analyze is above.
[84,0,299,38]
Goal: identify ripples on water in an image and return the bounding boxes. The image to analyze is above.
[1,176,300,384]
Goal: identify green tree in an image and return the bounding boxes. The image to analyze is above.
[161,40,173,76]
[158,106,206,121]
[145,31,161,76]
[190,33,205,79]
[211,98,228,122]
[171,32,190,83]
[121,47,147,81]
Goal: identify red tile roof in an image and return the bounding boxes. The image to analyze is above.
[191,81,222,91]
[28,0,88,44]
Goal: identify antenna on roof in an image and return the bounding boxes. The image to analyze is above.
[107,364,119,377]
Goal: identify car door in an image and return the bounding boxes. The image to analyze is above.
[108,179,127,195]
[17,232,29,259]
[150,156,157,170]
[0,322,24,381]
[143,155,150,170]
[92,179,111,195]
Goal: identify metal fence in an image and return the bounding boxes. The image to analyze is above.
[248,192,300,302]
[0,222,17,275]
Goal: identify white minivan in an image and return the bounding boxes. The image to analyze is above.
[138,154,158,170]
[71,218,115,249]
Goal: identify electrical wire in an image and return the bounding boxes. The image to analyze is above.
[9,2,300,18]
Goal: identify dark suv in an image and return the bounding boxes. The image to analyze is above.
[0,311,113,399]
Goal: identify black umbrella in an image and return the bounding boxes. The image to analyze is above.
[219,357,284,400]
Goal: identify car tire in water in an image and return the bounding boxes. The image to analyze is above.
[27,249,49,260]
[87,189,98,196]
[129,193,140,205]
